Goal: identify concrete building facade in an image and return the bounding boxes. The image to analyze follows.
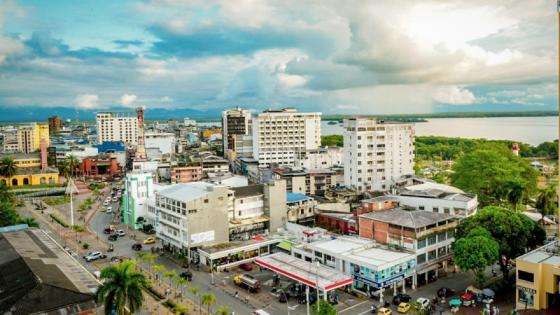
[253,108,321,167]
[123,171,155,229]
[17,123,50,154]
[295,146,344,169]
[171,166,203,183]
[343,118,414,192]
[96,111,138,145]
[145,132,176,155]
[222,107,252,159]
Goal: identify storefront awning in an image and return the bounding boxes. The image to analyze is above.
[277,240,293,252]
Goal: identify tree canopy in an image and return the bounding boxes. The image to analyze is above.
[452,227,499,288]
[450,149,537,206]
[456,206,545,278]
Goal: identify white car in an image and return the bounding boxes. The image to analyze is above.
[106,206,113,213]
[417,298,430,309]
[103,200,110,206]
[113,197,118,202]
[116,229,126,237]
[83,251,106,262]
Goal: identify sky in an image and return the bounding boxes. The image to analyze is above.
[0,0,557,116]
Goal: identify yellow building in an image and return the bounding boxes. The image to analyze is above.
[17,123,50,154]
[0,153,59,187]
[202,128,222,139]
[516,240,560,310]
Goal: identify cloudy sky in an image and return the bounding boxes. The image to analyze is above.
[0,0,556,116]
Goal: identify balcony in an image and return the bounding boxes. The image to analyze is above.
[416,221,457,239]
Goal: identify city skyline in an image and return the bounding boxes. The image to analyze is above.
[0,0,557,118]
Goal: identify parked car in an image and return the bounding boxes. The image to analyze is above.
[131,243,142,251]
[437,287,456,298]
[143,237,156,244]
[240,263,253,271]
[397,302,411,313]
[461,293,475,306]
[108,234,118,241]
[103,200,110,206]
[179,271,193,281]
[103,226,115,234]
[416,298,430,309]
[113,197,118,202]
[377,307,392,315]
[116,229,125,237]
[370,304,378,314]
[393,293,412,305]
[83,251,107,262]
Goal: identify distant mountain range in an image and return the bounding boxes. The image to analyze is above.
[0,106,216,122]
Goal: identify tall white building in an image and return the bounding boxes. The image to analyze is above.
[253,108,321,167]
[145,132,176,155]
[343,118,414,192]
[96,112,138,145]
[222,107,252,159]
[295,147,344,169]
[123,171,156,229]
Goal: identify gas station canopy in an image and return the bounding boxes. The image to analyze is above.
[255,252,353,292]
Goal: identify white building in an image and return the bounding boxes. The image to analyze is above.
[96,112,138,145]
[147,182,231,256]
[145,132,176,155]
[394,182,478,217]
[123,171,156,229]
[222,107,252,159]
[343,118,414,192]
[253,108,321,167]
[295,147,344,169]
[183,117,197,126]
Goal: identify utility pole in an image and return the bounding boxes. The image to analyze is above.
[557,0,560,239]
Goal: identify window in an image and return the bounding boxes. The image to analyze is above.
[428,250,436,261]
[428,235,436,245]
[417,253,426,264]
[418,205,425,210]
[417,238,426,249]
[432,207,439,213]
[204,199,209,203]
[444,207,450,214]
[518,270,534,283]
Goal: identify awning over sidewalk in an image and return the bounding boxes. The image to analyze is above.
[255,252,353,291]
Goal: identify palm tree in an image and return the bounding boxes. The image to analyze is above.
[0,157,17,185]
[536,185,557,224]
[95,260,148,315]
[65,154,79,178]
[216,306,231,315]
[164,270,177,287]
[0,182,15,203]
[189,287,200,314]
[152,264,166,283]
[175,276,188,298]
[201,292,216,315]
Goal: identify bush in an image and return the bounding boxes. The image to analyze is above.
[82,243,89,250]
[72,225,85,232]
[44,196,69,206]
[50,213,69,227]
[163,299,188,315]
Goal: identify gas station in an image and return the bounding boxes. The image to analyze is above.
[255,252,353,311]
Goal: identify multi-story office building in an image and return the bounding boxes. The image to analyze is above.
[17,123,50,154]
[123,171,156,229]
[359,208,457,287]
[96,112,138,145]
[222,107,252,159]
[343,118,414,192]
[253,108,321,167]
[272,166,336,196]
[170,166,203,184]
[148,182,231,256]
[47,116,62,134]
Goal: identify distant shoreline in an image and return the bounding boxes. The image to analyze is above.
[0,110,557,124]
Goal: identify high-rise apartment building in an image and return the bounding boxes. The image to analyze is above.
[96,112,138,145]
[47,116,62,134]
[343,118,414,192]
[17,123,50,154]
[253,108,321,167]
[222,107,252,159]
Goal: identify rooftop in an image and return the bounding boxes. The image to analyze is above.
[404,182,464,194]
[517,240,560,265]
[360,208,456,228]
[0,229,98,314]
[158,182,217,202]
[399,188,475,202]
[231,184,264,198]
[287,192,312,203]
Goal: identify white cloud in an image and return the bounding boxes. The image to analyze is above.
[161,96,173,102]
[120,94,137,106]
[74,94,99,109]
[433,86,476,105]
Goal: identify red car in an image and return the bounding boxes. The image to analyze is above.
[240,263,253,271]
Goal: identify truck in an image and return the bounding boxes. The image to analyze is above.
[233,274,261,292]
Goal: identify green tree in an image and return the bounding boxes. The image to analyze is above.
[409,301,427,315]
[452,227,499,288]
[0,157,17,184]
[95,260,148,315]
[0,201,20,227]
[164,270,178,287]
[201,292,216,315]
[311,299,337,315]
[216,306,231,315]
[536,185,557,224]
[176,276,188,298]
[0,182,15,204]
[456,206,545,279]
[152,264,166,283]
[189,287,200,315]
[451,149,537,206]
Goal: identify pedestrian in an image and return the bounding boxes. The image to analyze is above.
[234,291,239,298]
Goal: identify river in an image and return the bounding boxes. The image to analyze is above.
[321,116,558,146]
[200,116,558,146]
